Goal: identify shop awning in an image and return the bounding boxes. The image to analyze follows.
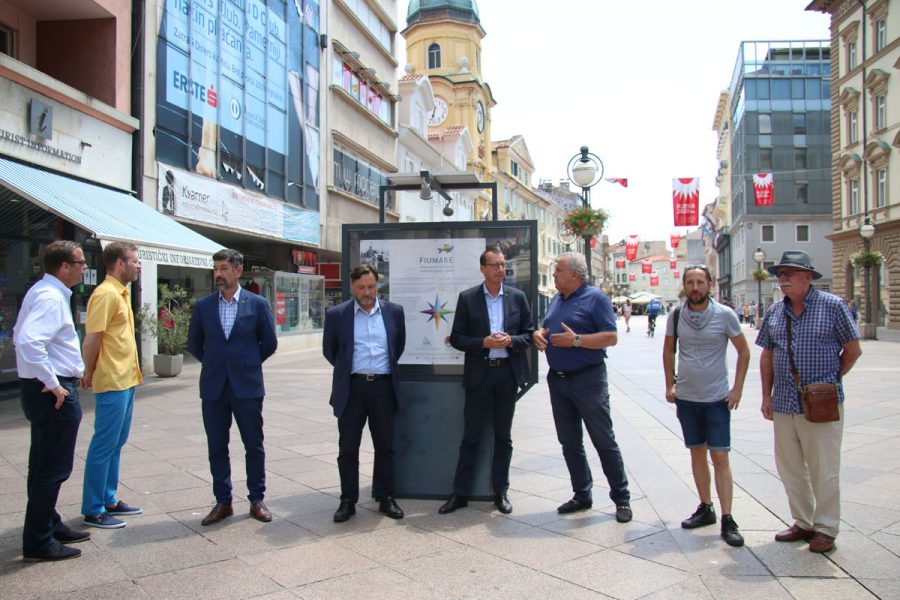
[0,157,221,263]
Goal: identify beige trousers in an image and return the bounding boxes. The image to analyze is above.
[773,405,843,538]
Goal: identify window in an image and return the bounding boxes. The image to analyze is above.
[875,19,887,52]
[876,95,886,130]
[796,183,808,204]
[849,111,858,143]
[876,168,887,208]
[849,179,859,214]
[427,43,441,69]
[510,160,520,177]
[0,24,12,57]
[796,225,810,242]
[760,148,773,170]
[762,224,775,242]
[759,113,772,134]
[848,40,857,69]
[795,148,807,169]
[793,113,806,134]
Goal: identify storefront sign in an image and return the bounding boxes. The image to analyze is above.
[157,163,319,245]
[137,245,214,268]
[0,128,81,164]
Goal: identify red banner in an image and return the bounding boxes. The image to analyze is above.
[673,270,680,279]
[628,272,636,282]
[673,178,700,226]
[642,259,652,274]
[670,233,681,249]
[753,173,774,206]
[650,273,659,287]
[625,235,639,260]
[275,292,286,325]
[606,178,628,188]
[590,236,597,249]
[615,259,625,269]
[669,257,677,269]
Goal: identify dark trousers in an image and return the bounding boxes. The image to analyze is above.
[547,363,630,506]
[201,381,266,503]
[21,377,82,554]
[452,363,517,496]
[337,378,395,502]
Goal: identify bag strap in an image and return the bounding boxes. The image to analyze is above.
[786,312,801,386]
[671,306,681,379]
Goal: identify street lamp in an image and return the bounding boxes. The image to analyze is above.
[859,218,876,339]
[753,246,765,328]
[566,146,604,283]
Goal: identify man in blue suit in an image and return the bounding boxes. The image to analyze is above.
[187,249,278,526]
[323,265,406,523]
[439,247,534,515]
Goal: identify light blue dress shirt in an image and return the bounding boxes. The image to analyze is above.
[218,286,240,339]
[352,298,390,375]
[484,284,508,359]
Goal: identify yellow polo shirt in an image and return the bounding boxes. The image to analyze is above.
[86,276,143,392]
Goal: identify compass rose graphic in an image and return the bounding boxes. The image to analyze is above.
[420,294,454,330]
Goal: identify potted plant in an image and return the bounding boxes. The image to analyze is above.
[562,206,609,237]
[850,250,883,269]
[139,284,195,377]
[752,268,769,282]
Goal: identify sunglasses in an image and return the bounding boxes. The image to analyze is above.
[66,259,87,265]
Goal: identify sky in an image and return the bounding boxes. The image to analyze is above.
[401,0,831,244]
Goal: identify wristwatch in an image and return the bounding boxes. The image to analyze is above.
[573,335,581,348]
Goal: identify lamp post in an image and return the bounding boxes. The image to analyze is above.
[859,219,876,339]
[753,246,765,329]
[566,146,604,284]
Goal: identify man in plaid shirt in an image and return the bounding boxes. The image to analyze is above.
[756,251,861,554]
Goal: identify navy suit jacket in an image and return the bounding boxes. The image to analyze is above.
[322,299,405,418]
[187,290,278,401]
[449,283,535,391]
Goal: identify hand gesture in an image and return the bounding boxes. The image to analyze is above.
[549,322,578,348]
[533,328,549,352]
[42,385,69,410]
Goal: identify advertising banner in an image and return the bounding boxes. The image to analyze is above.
[670,257,677,269]
[642,260,652,274]
[753,173,774,206]
[670,233,681,249]
[672,178,699,226]
[625,235,639,261]
[650,273,659,286]
[628,272,636,282]
[615,259,625,269]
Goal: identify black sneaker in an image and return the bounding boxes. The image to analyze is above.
[681,503,717,529]
[721,514,744,547]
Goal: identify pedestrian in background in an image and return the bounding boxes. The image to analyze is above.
[622,299,632,333]
[81,242,144,529]
[14,241,90,561]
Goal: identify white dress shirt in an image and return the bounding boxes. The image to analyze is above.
[13,274,85,389]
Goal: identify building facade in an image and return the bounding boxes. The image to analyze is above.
[809,0,899,332]
[725,40,834,310]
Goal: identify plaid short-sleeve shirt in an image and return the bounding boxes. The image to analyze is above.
[755,287,859,414]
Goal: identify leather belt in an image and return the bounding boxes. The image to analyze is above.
[550,364,601,378]
[57,376,81,383]
[351,373,391,381]
[486,358,508,367]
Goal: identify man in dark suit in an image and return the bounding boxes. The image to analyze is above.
[187,249,278,526]
[323,265,406,523]
[439,247,534,515]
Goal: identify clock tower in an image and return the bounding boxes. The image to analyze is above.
[402,0,495,183]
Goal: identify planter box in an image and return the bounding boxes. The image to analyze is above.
[153,354,184,377]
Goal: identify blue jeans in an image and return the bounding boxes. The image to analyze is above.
[675,399,731,451]
[547,363,630,506]
[81,387,135,516]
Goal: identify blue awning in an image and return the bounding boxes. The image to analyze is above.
[0,157,221,259]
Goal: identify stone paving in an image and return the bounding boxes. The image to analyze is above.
[0,314,898,599]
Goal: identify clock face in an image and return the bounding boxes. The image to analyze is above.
[429,97,448,126]
[476,101,485,133]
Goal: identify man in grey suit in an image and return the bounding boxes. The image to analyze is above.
[439,247,535,515]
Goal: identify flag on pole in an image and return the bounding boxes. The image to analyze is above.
[753,173,774,206]
[672,178,700,226]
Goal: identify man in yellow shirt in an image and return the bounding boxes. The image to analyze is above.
[81,242,143,529]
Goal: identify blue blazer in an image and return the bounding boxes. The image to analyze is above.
[449,284,535,391]
[322,299,405,418]
[187,290,278,401]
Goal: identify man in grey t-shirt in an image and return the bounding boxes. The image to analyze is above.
[662,265,750,547]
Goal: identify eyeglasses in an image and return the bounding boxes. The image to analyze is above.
[66,260,87,265]
[484,262,507,270]
[778,269,802,277]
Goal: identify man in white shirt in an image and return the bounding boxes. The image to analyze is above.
[14,241,90,562]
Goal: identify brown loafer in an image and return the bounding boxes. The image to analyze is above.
[809,532,836,553]
[250,501,272,523]
[201,502,233,526]
[774,524,815,542]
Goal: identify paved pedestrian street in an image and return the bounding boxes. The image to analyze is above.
[1,314,898,599]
